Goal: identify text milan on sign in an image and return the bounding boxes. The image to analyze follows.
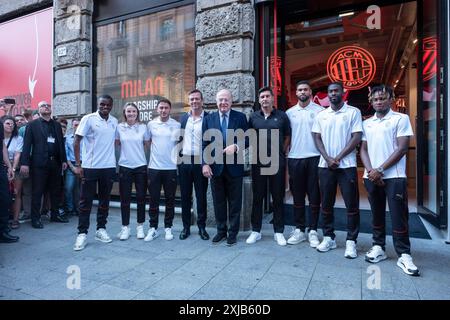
[423,36,437,82]
[326,46,376,90]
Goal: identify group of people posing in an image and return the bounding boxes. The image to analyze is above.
[0,80,419,277]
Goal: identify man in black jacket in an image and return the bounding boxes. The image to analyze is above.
[0,117,18,243]
[20,101,68,228]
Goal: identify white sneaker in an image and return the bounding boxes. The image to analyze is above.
[397,254,420,276]
[73,233,87,251]
[287,228,306,245]
[316,236,337,252]
[136,224,145,239]
[95,228,112,243]
[246,231,262,244]
[274,233,287,246]
[144,227,159,242]
[165,227,174,241]
[118,225,130,240]
[308,230,320,248]
[344,240,357,259]
[365,245,387,263]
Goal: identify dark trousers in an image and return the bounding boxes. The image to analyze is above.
[288,157,321,232]
[148,169,177,228]
[0,167,11,233]
[251,165,285,233]
[78,168,115,234]
[178,160,208,230]
[31,159,63,222]
[210,168,242,237]
[364,178,411,256]
[319,167,360,241]
[119,165,147,226]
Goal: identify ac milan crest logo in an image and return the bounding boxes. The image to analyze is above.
[327,46,376,90]
[423,36,437,82]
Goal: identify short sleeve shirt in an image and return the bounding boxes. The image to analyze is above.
[75,111,118,169]
[147,117,181,170]
[248,109,291,167]
[286,101,324,159]
[311,103,363,168]
[362,110,413,179]
[116,122,150,169]
[3,136,23,162]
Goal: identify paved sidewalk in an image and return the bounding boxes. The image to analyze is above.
[1,208,450,300]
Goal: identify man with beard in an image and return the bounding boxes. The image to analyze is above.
[72,95,118,251]
[360,85,419,276]
[286,81,323,248]
[246,87,291,246]
[312,82,362,258]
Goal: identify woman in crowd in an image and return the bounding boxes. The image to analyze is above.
[115,102,150,240]
[2,116,23,229]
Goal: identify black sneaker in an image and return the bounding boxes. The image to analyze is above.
[226,236,237,246]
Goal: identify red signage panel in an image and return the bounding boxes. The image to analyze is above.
[0,8,53,116]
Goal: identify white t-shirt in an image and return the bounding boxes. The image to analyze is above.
[147,117,181,170]
[362,110,413,179]
[75,111,118,169]
[116,122,150,169]
[3,135,23,162]
[286,101,324,159]
[311,103,363,168]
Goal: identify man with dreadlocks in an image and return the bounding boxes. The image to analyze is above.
[360,84,419,276]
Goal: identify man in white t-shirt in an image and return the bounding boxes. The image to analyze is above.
[360,84,419,276]
[286,81,324,248]
[144,98,181,242]
[73,95,118,251]
[312,82,362,258]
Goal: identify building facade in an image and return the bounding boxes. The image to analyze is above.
[0,0,448,237]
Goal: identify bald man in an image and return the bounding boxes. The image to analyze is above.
[202,89,248,246]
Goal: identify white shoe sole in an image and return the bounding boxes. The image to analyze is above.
[309,241,320,248]
[345,252,358,259]
[397,260,420,276]
[119,236,129,241]
[246,235,261,244]
[287,238,306,245]
[144,235,158,242]
[165,236,174,241]
[316,243,337,252]
[365,254,387,263]
[73,243,86,251]
[137,234,145,240]
[95,236,112,243]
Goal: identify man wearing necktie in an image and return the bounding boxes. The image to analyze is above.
[202,89,248,246]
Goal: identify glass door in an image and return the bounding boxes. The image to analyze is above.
[417,0,446,227]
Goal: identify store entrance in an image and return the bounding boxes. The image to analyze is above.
[257,0,446,228]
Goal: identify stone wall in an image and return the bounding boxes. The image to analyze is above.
[53,0,93,117]
[0,0,52,20]
[195,0,255,108]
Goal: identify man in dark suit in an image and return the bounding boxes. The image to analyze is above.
[202,89,248,246]
[20,101,68,228]
[0,117,18,243]
[178,89,209,240]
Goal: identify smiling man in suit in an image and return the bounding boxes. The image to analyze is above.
[202,89,248,246]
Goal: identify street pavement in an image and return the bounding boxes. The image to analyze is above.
[1,207,450,300]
